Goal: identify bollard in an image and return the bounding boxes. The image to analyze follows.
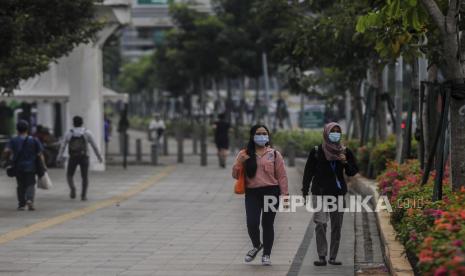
[136,139,142,162]
[163,134,168,156]
[151,143,158,165]
[200,124,207,166]
[193,129,198,155]
[288,142,296,167]
[123,133,129,169]
[177,127,184,163]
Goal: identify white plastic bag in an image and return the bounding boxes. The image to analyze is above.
[38,172,53,190]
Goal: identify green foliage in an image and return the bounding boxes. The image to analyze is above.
[355,0,442,63]
[267,0,374,96]
[128,115,152,131]
[273,130,323,157]
[118,56,155,94]
[0,0,101,94]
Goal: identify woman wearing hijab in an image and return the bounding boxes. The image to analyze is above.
[301,122,359,266]
[232,124,289,266]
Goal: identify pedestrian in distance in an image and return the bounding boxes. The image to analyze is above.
[232,124,289,266]
[148,114,166,144]
[301,122,359,266]
[213,113,230,168]
[2,120,46,211]
[57,116,103,201]
[104,115,112,154]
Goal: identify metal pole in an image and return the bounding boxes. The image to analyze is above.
[395,56,404,163]
[163,132,168,156]
[123,133,128,169]
[193,125,198,155]
[419,83,426,169]
[262,52,270,122]
[345,89,352,137]
[288,142,296,167]
[177,125,184,163]
[136,138,142,162]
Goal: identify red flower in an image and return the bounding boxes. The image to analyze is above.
[452,240,463,247]
[434,266,448,276]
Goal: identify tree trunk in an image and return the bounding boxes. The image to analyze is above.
[402,58,419,161]
[351,82,364,140]
[376,68,388,141]
[419,0,465,190]
[442,33,465,191]
[423,65,438,165]
[367,60,388,141]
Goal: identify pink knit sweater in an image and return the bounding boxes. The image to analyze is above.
[232,147,289,195]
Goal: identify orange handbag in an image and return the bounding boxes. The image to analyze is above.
[234,165,246,194]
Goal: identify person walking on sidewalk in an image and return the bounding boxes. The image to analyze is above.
[148,114,166,143]
[232,124,289,266]
[2,120,45,211]
[57,116,103,201]
[301,122,359,266]
[214,113,230,168]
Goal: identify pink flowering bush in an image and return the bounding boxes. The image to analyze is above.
[377,160,465,275]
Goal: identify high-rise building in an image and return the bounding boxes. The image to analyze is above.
[121,0,211,61]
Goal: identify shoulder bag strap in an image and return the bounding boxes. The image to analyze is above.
[274,150,277,179]
[14,136,29,164]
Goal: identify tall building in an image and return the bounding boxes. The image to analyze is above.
[121,0,211,61]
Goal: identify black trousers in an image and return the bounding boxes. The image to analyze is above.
[67,156,89,197]
[245,186,280,256]
[16,172,36,207]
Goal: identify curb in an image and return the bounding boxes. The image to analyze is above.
[349,175,414,276]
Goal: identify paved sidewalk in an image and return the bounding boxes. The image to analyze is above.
[0,144,388,276]
[0,154,311,276]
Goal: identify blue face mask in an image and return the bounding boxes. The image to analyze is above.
[328,132,341,143]
[254,135,269,146]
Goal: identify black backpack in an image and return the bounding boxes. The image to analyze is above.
[68,130,87,157]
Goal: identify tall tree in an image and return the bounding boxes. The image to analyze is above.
[0,0,101,94]
[357,0,465,190]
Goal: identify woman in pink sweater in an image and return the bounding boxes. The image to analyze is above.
[232,124,289,266]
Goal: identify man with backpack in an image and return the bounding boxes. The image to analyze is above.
[57,116,103,201]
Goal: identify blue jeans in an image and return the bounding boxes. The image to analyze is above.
[16,172,36,207]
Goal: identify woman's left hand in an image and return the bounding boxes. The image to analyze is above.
[339,154,347,164]
[282,195,289,209]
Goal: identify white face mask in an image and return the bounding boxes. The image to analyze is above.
[328,132,341,143]
[254,135,269,146]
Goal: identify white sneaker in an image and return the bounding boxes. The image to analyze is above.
[244,244,263,262]
[262,255,271,266]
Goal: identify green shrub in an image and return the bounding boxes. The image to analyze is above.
[273,130,323,157]
[128,115,151,131]
[370,136,418,176]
